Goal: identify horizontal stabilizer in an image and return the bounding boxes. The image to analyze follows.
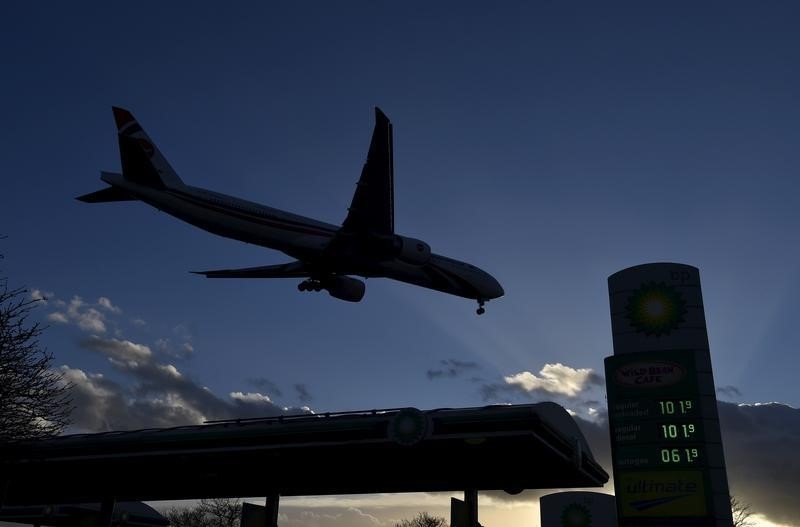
[76,186,137,203]
[192,261,311,279]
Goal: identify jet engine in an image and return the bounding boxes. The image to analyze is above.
[326,275,366,302]
[394,236,431,265]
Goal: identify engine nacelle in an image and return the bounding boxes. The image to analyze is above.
[394,236,431,265]
[326,276,366,302]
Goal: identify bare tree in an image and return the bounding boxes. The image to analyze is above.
[166,499,242,527]
[731,495,754,527]
[200,498,242,527]
[394,512,448,527]
[165,506,208,527]
[0,251,72,442]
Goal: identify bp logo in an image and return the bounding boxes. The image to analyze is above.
[388,408,429,446]
[625,281,687,337]
[561,503,592,527]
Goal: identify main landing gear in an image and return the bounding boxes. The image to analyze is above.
[476,299,485,315]
[298,279,324,292]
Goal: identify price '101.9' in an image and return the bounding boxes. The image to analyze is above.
[658,400,694,415]
[661,423,697,439]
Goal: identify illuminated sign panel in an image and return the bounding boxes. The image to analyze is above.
[605,350,714,522]
[613,421,705,443]
[606,263,732,527]
[616,470,708,517]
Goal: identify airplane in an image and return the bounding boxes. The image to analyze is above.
[78,107,504,314]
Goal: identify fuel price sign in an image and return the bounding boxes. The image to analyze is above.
[606,263,732,527]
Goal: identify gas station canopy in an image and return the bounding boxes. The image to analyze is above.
[1,403,608,505]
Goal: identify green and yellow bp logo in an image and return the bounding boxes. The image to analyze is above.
[625,282,687,337]
[561,503,592,527]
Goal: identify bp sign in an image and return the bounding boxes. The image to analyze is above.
[625,281,687,337]
[605,263,732,527]
[540,492,617,527]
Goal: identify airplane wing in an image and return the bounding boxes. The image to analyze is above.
[340,107,394,236]
[191,261,311,279]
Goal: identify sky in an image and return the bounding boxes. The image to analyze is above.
[1,1,799,526]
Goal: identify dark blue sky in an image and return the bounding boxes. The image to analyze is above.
[2,3,799,525]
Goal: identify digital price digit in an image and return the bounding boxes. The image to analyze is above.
[658,399,695,415]
[660,447,700,464]
[660,423,697,439]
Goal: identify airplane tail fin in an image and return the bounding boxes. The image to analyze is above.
[112,106,185,190]
[340,107,394,236]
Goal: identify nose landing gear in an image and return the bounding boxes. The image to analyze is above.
[476,299,485,315]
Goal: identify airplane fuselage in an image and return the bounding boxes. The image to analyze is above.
[103,173,504,302]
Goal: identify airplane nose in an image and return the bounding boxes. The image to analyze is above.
[485,275,504,299]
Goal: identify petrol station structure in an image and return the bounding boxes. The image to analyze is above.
[3,261,738,527]
[1,403,608,527]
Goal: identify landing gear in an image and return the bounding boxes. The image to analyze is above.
[298,279,324,292]
[476,299,485,315]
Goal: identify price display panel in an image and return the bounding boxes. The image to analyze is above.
[605,350,716,524]
[612,404,705,444]
[615,444,705,468]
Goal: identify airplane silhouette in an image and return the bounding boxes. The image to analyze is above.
[78,107,503,314]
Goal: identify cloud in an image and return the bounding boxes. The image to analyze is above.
[38,291,160,344]
[157,364,182,379]
[76,309,106,333]
[61,365,209,431]
[717,385,742,398]
[67,296,107,333]
[230,392,272,404]
[154,338,194,359]
[426,359,480,380]
[718,402,800,525]
[172,323,194,341]
[247,377,283,397]
[294,383,312,402]
[63,336,311,432]
[47,312,69,324]
[47,295,108,333]
[35,292,309,429]
[479,364,604,415]
[82,335,152,362]
[277,507,385,527]
[30,289,53,303]
[503,363,603,397]
[97,297,122,314]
